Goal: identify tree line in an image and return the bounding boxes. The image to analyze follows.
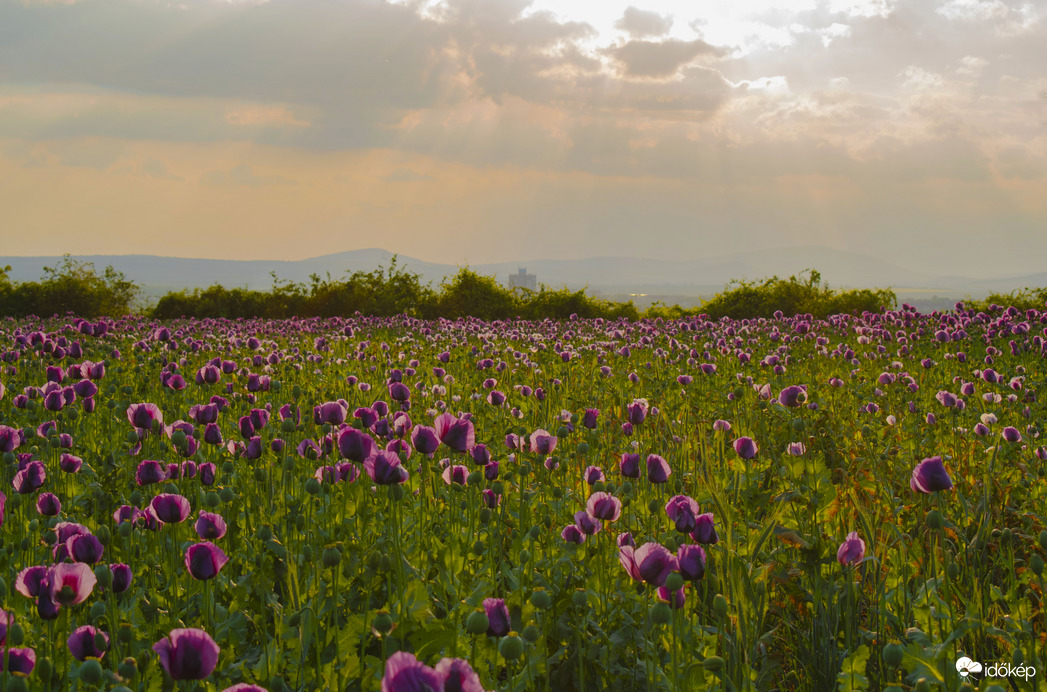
[2,256,905,320]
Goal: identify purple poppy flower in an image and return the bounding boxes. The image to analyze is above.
[1002,426,1022,443]
[189,403,219,425]
[59,453,83,473]
[646,454,672,483]
[354,407,379,429]
[664,495,700,533]
[582,408,600,429]
[381,651,444,692]
[561,525,586,544]
[36,492,61,516]
[484,460,499,481]
[195,512,228,540]
[67,625,109,661]
[0,490,6,529]
[411,426,440,455]
[151,494,191,523]
[66,534,105,564]
[185,542,229,580]
[785,442,806,456]
[127,403,163,431]
[481,488,500,509]
[136,460,168,486]
[153,628,221,680]
[779,385,807,408]
[389,382,411,403]
[619,453,640,478]
[658,585,686,609]
[442,464,469,486]
[110,563,133,593]
[935,391,958,408]
[677,544,707,580]
[202,423,223,446]
[0,647,35,675]
[712,419,732,432]
[586,492,622,522]
[338,428,377,463]
[13,460,46,494]
[49,562,97,606]
[690,513,719,545]
[837,531,865,566]
[583,466,605,485]
[627,399,649,425]
[634,542,677,587]
[483,598,511,637]
[0,425,23,453]
[733,437,759,460]
[573,510,601,536]
[434,657,486,692]
[910,456,953,494]
[365,450,409,485]
[314,402,347,427]
[435,413,475,453]
[15,566,49,600]
[199,462,216,486]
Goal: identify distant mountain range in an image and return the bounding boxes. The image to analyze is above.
[3,246,1044,308]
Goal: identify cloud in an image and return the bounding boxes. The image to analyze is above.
[606,38,726,78]
[614,7,673,39]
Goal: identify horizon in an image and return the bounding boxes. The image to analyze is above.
[2,0,1045,278]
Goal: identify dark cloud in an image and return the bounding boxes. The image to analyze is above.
[606,38,725,78]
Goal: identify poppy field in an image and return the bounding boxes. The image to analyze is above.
[1,304,1045,691]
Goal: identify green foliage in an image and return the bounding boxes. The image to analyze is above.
[964,286,1047,313]
[695,269,896,320]
[0,255,140,317]
[149,259,639,320]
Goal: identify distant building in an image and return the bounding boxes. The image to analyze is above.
[508,267,536,292]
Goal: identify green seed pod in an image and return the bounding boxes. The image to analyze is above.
[389,484,404,501]
[220,487,235,503]
[479,508,492,524]
[522,625,540,643]
[1031,554,1044,576]
[117,624,134,644]
[519,549,531,564]
[96,525,111,545]
[6,676,28,692]
[257,525,273,541]
[1038,530,1047,552]
[222,461,235,474]
[1001,528,1013,544]
[7,623,24,647]
[576,442,589,456]
[295,514,306,530]
[647,499,661,514]
[499,635,524,660]
[664,573,684,592]
[651,602,672,625]
[94,564,113,589]
[36,658,53,684]
[89,600,107,621]
[129,490,143,506]
[79,659,104,685]
[171,429,187,446]
[125,430,140,445]
[281,418,296,433]
[925,510,943,530]
[530,590,552,610]
[118,521,133,538]
[322,545,342,568]
[288,612,301,627]
[118,656,138,679]
[702,656,724,672]
[914,678,931,692]
[465,610,489,635]
[528,526,540,541]
[472,540,485,556]
[592,481,605,493]
[882,643,904,668]
[304,477,321,495]
[467,471,482,486]
[572,589,589,609]
[713,594,728,618]
[379,554,392,571]
[947,563,959,581]
[254,467,267,483]
[302,544,314,562]
[542,514,553,529]
[551,487,562,499]
[372,611,394,635]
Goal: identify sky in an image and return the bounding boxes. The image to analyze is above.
[1,0,1045,278]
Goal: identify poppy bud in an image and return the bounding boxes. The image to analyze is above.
[702,656,724,672]
[713,594,728,618]
[498,635,524,660]
[89,601,106,621]
[79,659,103,685]
[651,602,672,625]
[322,546,341,568]
[925,510,943,529]
[8,622,24,646]
[1031,554,1044,576]
[118,656,138,679]
[665,572,684,592]
[372,611,394,635]
[7,679,28,692]
[572,589,589,609]
[465,611,489,635]
[522,625,539,643]
[530,590,552,610]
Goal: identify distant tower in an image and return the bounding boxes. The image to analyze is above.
[508,267,536,292]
